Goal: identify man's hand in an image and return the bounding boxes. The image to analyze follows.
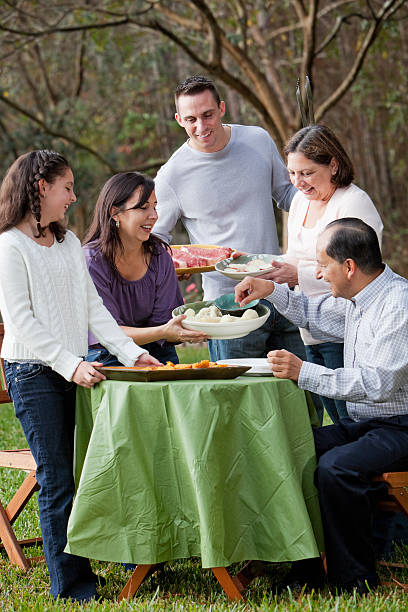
[72,361,106,388]
[267,349,303,381]
[234,276,275,307]
[259,261,298,287]
[135,353,162,367]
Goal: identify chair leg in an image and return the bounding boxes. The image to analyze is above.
[6,470,39,525]
[118,564,156,601]
[0,502,30,570]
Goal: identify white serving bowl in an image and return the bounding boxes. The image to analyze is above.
[172,300,270,340]
[215,253,284,281]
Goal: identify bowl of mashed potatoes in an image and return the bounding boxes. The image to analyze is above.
[215,253,284,281]
[172,300,270,340]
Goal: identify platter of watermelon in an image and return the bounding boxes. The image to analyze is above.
[171,244,238,275]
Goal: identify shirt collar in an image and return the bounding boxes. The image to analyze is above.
[353,264,390,311]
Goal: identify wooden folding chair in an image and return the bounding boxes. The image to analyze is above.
[374,472,408,582]
[0,322,42,569]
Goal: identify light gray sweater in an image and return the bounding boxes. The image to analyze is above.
[154,124,296,300]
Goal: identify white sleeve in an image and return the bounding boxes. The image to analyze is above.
[0,242,82,380]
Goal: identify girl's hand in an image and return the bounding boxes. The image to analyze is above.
[135,353,162,367]
[73,361,106,388]
[258,261,298,287]
[163,314,208,343]
[234,277,275,307]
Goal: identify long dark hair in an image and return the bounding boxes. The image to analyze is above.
[0,150,70,242]
[83,172,168,269]
[284,125,354,187]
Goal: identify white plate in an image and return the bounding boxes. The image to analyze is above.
[216,358,273,376]
[172,301,270,340]
[215,253,284,281]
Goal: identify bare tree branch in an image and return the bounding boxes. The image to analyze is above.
[17,52,44,115]
[73,30,87,98]
[190,0,223,66]
[316,0,406,120]
[0,92,118,173]
[33,42,59,106]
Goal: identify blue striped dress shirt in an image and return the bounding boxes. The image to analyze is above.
[268,265,408,420]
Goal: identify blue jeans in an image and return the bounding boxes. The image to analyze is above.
[305,342,348,424]
[87,341,179,366]
[4,361,99,602]
[208,300,307,361]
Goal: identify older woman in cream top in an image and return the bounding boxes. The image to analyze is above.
[267,125,383,423]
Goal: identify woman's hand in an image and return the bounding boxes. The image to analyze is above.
[135,353,162,367]
[234,277,275,307]
[72,361,106,388]
[163,314,208,343]
[259,261,298,287]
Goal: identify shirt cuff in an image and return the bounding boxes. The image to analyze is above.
[54,353,83,382]
[117,344,148,367]
[266,282,288,309]
[298,360,329,394]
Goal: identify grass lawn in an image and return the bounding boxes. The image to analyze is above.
[1,344,408,610]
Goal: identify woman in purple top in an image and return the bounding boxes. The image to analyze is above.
[83,172,206,364]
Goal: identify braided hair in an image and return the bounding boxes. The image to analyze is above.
[0,150,70,241]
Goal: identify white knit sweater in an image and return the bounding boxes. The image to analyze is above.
[0,228,146,381]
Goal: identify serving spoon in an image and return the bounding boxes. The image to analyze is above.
[214,292,260,315]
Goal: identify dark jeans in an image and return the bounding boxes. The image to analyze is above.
[305,342,347,424]
[314,415,408,586]
[87,341,179,366]
[208,299,306,361]
[4,361,98,602]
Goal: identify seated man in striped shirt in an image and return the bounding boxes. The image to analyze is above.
[235,217,408,595]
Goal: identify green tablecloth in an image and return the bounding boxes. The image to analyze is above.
[66,376,324,567]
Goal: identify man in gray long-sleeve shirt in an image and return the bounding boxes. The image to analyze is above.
[235,218,408,594]
[154,74,305,362]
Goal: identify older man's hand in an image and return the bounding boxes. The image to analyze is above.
[234,276,275,307]
[267,349,303,381]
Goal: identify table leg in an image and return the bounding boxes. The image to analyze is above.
[211,567,244,600]
[118,564,156,601]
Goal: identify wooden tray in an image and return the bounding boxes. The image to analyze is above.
[172,244,232,276]
[96,365,250,382]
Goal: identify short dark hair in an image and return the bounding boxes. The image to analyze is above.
[175,75,221,110]
[83,172,168,269]
[323,218,383,274]
[284,124,354,187]
[0,150,70,241]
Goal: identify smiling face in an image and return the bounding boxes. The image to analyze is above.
[175,90,227,153]
[114,187,158,243]
[39,168,76,225]
[287,152,338,203]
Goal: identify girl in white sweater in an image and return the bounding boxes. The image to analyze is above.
[0,150,159,602]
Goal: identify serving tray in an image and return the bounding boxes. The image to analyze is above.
[96,365,251,382]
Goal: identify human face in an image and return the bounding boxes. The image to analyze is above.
[39,168,76,225]
[316,234,350,299]
[175,90,227,153]
[115,188,158,243]
[287,152,338,203]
